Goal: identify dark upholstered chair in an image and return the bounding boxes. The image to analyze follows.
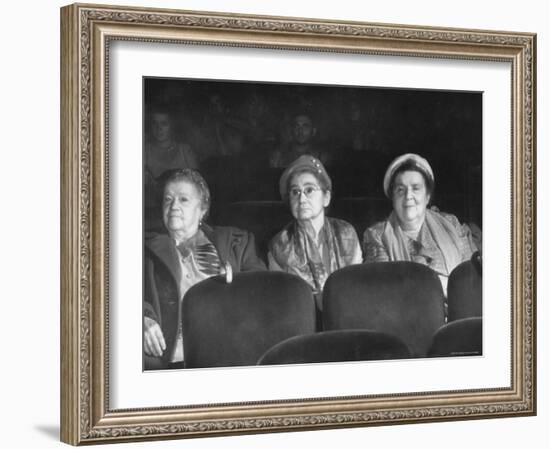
[144,354,166,371]
[210,198,394,262]
[257,329,411,365]
[210,201,291,260]
[322,262,445,358]
[428,317,482,357]
[182,271,316,368]
[329,197,390,239]
[447,257,482,322]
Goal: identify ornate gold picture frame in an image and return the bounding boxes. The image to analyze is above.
[60,3,536,445]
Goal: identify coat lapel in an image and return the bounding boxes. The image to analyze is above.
[146,234,182,287]
[202,224,228,262]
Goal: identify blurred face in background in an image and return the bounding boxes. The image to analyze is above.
[151,112,172,143]
[349,101,361,121]
[292,115,315,145]
[247,94,266,121]
[209,94,224,115]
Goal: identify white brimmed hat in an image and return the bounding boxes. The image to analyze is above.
[383,153,434,197]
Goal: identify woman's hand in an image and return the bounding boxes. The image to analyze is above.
[144,316,166,357]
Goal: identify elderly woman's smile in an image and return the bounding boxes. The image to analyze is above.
[391,170,430,229]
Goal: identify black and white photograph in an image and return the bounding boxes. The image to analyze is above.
[142,78,483,370]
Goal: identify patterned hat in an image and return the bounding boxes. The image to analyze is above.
[383,153,434,197]
[279,155,332,199]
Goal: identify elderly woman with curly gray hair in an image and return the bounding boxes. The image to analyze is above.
[144,168,266,369]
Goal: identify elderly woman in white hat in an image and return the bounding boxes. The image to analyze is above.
[268,155,362,317]
[363,153,479,295]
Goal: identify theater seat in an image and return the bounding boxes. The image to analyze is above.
[329,197,390,239]
[447,255,482,321]
[210,201,291,260]
[428,317,482,357]
[257,329,410,365]
[210,197,394,262]
[144,354,166,371]
[322,262,445,358]
[182,271,316,368]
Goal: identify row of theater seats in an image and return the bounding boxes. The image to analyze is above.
[180,257,482,369]
[258,319,482,365]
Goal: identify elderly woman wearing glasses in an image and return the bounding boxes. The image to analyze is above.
[268,156,362,317]
[363,153,480,295]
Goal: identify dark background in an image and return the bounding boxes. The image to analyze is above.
[144,77,482,257]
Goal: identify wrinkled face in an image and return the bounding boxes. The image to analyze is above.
[292,115,315,144]
[151,112,171,142]
[162,180,205,236]
[392,170,431,226]
[288,172,330,222]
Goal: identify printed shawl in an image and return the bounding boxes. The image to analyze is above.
[381,209,470,276]
[269,217,360,293]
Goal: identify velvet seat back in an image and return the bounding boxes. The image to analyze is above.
[428,317,482,357]
[447,259,482,321]
[323,262,445,358]
[257,329,410,365]
[182,271,316,368]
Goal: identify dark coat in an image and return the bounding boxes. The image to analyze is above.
[144,224,266,365]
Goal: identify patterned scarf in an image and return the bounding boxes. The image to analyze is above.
[270,218,354,294]
[171,229,223,363]
[381,209,470,276]
[175,230,222,277]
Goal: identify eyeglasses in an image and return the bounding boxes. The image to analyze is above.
[288,186,322,199]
